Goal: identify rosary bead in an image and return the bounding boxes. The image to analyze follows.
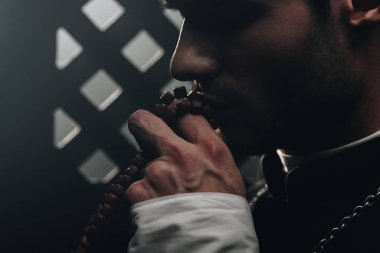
[176,99,191,115]
[114,175,124,185]
[79,236,91,248]
[85,225,101,241]
[104,193,120,206]
[174,86,187,99]
[163,107,177,123]
[108,184,126,198]
[98,204,113,216]
[160,91,176,106]
[190,99,203,113]
[154,104,167,118]
[90,213,107,228]
[124,165,140,178]
[187,90,203,101]
[115,174,133,188]
[132,154,146,168]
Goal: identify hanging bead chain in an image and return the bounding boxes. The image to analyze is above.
[76,86,220,252]
[312,186,380,253]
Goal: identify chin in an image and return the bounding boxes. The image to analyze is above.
[221,128,273,156]
[214,105,278,155]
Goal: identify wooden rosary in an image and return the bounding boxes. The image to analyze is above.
[74,85,220,253]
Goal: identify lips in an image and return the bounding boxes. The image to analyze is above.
[191,79,240,111]
[194,91,232,110]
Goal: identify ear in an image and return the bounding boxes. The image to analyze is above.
[349,0,380,26]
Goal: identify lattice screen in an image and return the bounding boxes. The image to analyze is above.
[53,0,190,186]
[0,1,262,252]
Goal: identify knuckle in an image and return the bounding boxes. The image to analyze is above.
[124,181,145,203]
[128,110,149,130]
[202,139,227,157]
[165,143,187,161]
[145,161,170,181]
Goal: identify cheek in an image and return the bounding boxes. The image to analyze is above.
[222,3,315,113]
[229,1,313,61]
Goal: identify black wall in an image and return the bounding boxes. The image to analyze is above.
[0,1,180,252]
[0,1,262,252]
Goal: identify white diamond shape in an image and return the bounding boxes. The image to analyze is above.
[163,9,183,30]
[121,30,164,73]
[120,121,139,151]
[82,0,125,32]
[80,69,123,111]
[53,108,81,149]
[79,149,119,184]
[161,79,192,95]
[55,27,83,70]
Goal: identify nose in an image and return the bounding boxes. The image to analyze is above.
[170,22,220,82]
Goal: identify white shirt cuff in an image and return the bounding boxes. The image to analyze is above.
[128,193,260,253]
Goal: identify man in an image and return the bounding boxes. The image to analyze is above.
[125,0,380,252]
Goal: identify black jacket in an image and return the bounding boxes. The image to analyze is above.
[253,136,380,253]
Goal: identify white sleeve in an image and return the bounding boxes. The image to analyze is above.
[128,193,260,253]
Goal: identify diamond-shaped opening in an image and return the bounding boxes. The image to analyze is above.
[82,0,125,31]
[53,108,81,149]
[121,30,164,73]
[161,79,192,95]
[120,121,139,151]
[163,9,183,30]
[79,150,119,184]
[55,27,83,70]
[80,69,123,111]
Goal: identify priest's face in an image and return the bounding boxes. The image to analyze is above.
[167,0,360,155]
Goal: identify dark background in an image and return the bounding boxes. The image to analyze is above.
[0,1,262,252]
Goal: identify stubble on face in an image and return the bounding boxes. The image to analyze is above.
[165,0,364,155]
[216,1,362,155]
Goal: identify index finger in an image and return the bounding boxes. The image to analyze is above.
[128,110,187,156]
[176,114,221,144]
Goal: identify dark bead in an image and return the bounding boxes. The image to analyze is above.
[104,193,120,206]
[174,86,187,99]
[124,165,140,177]
[99,204,112,216]
[163,107,177,123]
[90,213,107,228]
[114,175,124,184]
[154,104,167,118]
[85,225,100,241]
[176,99,191,115]
[160,91,176,106]
[116,174,133,188]
[190,99,203,113]
[187,90,203,101]
[94,203,111,216]
[79,235,91,248]
[132,154,146,168]
[108,184,126,197]
[122,175,134,188]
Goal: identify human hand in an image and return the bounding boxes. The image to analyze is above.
[124,109,246,204]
